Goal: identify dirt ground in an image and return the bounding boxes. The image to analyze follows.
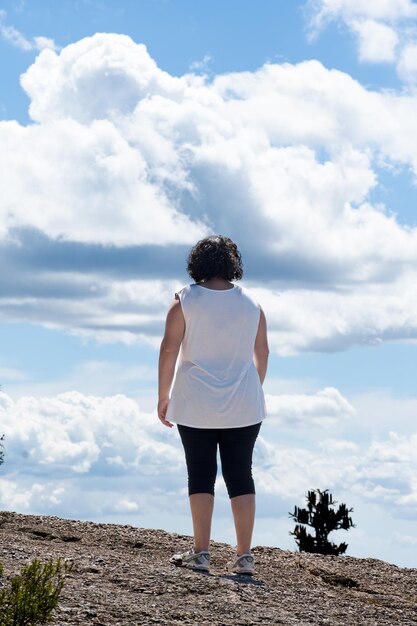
[0,511,416,625]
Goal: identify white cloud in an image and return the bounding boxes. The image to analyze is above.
[0,389,193,518]
[32,36,57,52]
[0,21,32,51]
[0,34,208,246]
[0,117,207,245]
[350,390,417,438]
[254,428,417,519]
[0,10,58,52]
[397,42,417,82]
[0,479,51,509]
[305,0,417,79]
[0,390,182,476]
[5,266,417,356]
[5,36,417,256]
[1,389,416,523]
[1,386,416,567]
[350,19,399,63]
[307,0,417,31]
[254,387,417,523]
[5,34,417,351]
[265,387,355,427]
[368,431,417,463]
[189,53,212,72]
[20,34,183,124]
[252,270,417,355]
[0,389,188,517]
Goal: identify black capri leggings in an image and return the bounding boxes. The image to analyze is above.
[177,421,262,499]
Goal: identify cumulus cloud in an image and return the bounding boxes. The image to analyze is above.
[350,19,399,63]
[0,385,416,567]
[305,0,417,78]
[4,34,417,351]
[0,35,208,246]
[0,389,187,517]
[254,431,417,519]
[0,479,65,511]
[1,389,416,524]
[265,387,355,427]
[0,388,417,510]
[252,270,417,355]
[0,390,182,476]
[4,36,417,258]
[20,34,183,123]
[397,42,417,82]
[0,116,206,246]
[307,0,417,32]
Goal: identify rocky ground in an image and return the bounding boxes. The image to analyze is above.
[0,511,416,625]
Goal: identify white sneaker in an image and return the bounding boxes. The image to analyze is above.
[230,552,255,575]
[170,548,210,572]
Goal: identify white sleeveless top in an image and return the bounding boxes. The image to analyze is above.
[166,282,267,429]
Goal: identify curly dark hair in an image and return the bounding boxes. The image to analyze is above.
[186,235,244,282]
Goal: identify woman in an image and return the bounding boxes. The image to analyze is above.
[157,235,269,576]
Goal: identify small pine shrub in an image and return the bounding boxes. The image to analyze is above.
[0,558,73,626]
[289,488,355,555]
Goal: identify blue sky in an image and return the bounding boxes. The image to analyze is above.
[1,0,417,567]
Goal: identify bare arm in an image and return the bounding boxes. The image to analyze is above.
[253,306,269,385]
[157,294,185,427]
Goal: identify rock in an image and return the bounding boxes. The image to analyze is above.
[0,510,416,625]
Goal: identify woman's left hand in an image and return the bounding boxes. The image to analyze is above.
[157,397,174,428]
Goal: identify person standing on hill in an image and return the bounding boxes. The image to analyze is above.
[157,235,269,576]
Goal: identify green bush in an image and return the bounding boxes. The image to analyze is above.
[0,558,73,626]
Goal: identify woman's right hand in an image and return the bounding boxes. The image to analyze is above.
[157,397,174,428]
